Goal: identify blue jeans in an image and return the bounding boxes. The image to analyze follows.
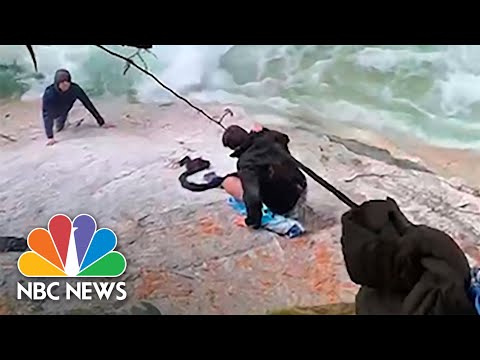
[228,197,305,238]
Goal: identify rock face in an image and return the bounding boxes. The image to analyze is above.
[0,101,479,314]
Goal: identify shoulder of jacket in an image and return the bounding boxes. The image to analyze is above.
[43,84,57,99]
[44,84,55,94]
[237,149,261,166]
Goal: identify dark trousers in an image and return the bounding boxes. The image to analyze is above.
[54,112,69,132]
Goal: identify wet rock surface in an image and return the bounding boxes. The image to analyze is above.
[0,102,479,314]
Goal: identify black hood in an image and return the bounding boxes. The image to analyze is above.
[54,69,72,88]
[229,131,262,158]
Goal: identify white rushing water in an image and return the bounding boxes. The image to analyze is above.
[2,45,480,149]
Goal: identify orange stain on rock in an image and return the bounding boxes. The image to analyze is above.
[287,237,309,249]
[311,243,341,303]
[235,255,253,270]
[259,279,275,288]
[283,263,308,278]
[281,237,311,279]
[171,223,198,239]
[136,268,195,300]
[136,268,164,299]
[198,216,224,236]
[0,298,11,315]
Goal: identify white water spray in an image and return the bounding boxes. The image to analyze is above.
[3,45,480,149]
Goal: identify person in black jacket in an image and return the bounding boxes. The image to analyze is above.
[42,69,114,146]
[221,124,307,229]
[340,197,478,315]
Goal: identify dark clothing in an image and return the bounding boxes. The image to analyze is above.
[0,237,27,253]
[55,112,69,133]
[341,198,477,315]
[54,69,71,84]
[42,82,105,139]
[229,128,307,229]
[178,156,225,192]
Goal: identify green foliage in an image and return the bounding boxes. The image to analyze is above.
[81,47,140,99]
[0,62,36,99]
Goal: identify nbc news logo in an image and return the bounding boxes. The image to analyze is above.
[17,214,127,301]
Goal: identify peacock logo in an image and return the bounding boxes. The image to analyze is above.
[18,214,127,278]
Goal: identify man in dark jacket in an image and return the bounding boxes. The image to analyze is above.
[42,69,114,146]
[221,125,307,229]
[340,197,478,315]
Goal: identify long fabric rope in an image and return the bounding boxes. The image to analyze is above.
[96,45,358,209]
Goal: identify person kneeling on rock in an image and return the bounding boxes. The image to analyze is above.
[177,124,308,238]
[340,197,480,315]
[42,69,115,146]
[219,124,307,235]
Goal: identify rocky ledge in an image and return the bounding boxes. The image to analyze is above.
[0,102,479,314]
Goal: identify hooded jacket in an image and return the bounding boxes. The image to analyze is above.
[42,70,105,139]
[341,198,477,315]
[230,128,307,228]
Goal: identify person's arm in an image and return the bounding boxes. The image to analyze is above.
[74,84,105,126]
[238,167,262,229]
[42,89,55,139]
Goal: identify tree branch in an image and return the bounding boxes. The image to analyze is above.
[120,45,153,49]
[26,45,37,72]
[23,45,152,72]
[95,45,227,130]
[123,49,150,75]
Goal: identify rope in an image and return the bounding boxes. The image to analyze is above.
[292,156,358,208]
[97,45,357,209]
[96,45,227,130]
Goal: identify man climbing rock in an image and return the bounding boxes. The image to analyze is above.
[340,197,479,315]
[42,69,114,146]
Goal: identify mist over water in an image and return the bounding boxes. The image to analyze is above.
[2,45,480,149]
